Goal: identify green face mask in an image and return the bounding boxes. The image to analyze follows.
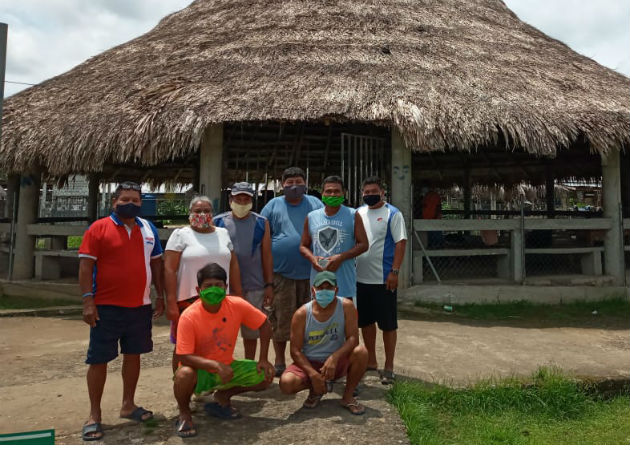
[199,286,226,305]
[322,195,345,207]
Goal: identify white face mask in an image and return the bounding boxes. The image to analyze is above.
[231,202,252,218]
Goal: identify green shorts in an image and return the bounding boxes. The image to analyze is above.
[194,359,265,395]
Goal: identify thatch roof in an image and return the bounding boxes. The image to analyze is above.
[1,0,629,177]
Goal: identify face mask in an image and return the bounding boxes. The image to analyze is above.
[363,194,381,206]
[314,289,336,308]
[231,202,252,218]
[115,203,141,219]
[189,212,212,229]
[322,196,345,207]
[284,184,307,201]
[199,286,226,306]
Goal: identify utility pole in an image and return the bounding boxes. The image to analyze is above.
[0,23,7,140]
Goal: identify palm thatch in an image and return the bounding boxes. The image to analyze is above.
[1,0,629,177]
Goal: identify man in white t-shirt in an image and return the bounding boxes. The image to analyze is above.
[355,176,407,385]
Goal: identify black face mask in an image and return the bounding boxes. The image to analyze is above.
[115,203,141,219]
[363,194,381,206]
[284,184,307,201]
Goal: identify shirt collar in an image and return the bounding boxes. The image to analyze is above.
[109,213,144,228]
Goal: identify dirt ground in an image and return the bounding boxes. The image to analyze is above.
[0,311,628,445]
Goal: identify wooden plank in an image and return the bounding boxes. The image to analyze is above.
[414,248,510,257]
[35,250,77,257]
[413,219,519,231]
[525,247,603,255]
[27,224,88,236]
[523,218,612,230]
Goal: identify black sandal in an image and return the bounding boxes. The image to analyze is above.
[82,422,103,441]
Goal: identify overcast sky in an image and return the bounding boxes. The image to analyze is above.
[1,0,629,98]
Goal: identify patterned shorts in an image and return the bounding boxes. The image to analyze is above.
[268,273,310,342]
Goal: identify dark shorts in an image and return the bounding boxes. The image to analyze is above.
[356,283,398,331]
[86,304,153,364]
[284,356,350,384]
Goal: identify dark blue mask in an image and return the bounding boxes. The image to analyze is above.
[115,203,141,219]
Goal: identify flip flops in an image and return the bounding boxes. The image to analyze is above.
[175,418,197,438]
[82,422,103,441]
[340,400,366,415]
[380,370,395,385]
[120,406,154,423]
[204,401,242,420]
[302,393,323,409]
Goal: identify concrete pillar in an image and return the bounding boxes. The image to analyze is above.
[621,151,629,218]
[601,151,625,285]
[199,124,223,212]
[12,172,41,280]
[391,129,412,288]
[87,175,100,222]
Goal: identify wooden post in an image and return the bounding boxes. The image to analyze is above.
[545,164,555,218]
[12,172,40,280]
[87,175,100,222]
[199,124,223,212]
[621,150,629,218]
[391,129,412,288]
[601,151,624,285]
[463,166,471,219]
[4,174,18,218]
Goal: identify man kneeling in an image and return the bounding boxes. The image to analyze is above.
[173,263,274,438]
[279,271,368,415]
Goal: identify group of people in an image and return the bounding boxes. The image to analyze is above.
[77,167,407,440]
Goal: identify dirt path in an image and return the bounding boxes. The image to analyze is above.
[0,312,627,444]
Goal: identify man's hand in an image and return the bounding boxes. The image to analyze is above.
[82,297,99,327]
[166,301,180,322]
[309,371,327,395]
[216,362,234,384]
[153,298,165,319]
[257,359,275,382]
[263,286,274,308]
[311,257,324,273]
[320,354,338,380]
[324,254,343,272]
[386,271,399,291]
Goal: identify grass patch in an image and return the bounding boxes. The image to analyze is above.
[0,295,80,310]
[413,298,630,322]
[389,367,630,445]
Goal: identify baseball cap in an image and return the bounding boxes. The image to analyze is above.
[231,182,255,197]
[313,271,337,287]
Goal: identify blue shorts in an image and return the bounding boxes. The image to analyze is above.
[85,304,153,365]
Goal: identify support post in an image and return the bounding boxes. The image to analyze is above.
[601,151,625,285]
[391,129,412,288]
[87,175,100,222]
[463,166,471,219]
[12,173,41,280]
[621,150,629,218]
[545,164,555,218]
[199,124,224,212]
[4,174,18,218]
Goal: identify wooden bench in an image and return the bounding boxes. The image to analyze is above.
[34,249,78,280]
[524,247,604,276]
[413,248,511,283]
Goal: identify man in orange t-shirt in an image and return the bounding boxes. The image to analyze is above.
[173,263,274,438]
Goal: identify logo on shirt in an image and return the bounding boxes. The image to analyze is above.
[377,217,383,222]
[144,236,154,246]
[317,226,339,254]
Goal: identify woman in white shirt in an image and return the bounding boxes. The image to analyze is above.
[164,195,242,371]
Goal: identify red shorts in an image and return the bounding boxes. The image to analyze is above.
[284,356,350,384]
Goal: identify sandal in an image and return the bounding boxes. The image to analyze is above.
[340,400,366,416]
[82,422,104,441]
[175,418,197,438]
[302,393,323,409]
[120,406,153,423]
[204,401,242,420]
[380,370,395,385]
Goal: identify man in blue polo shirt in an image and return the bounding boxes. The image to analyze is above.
[78,181,165,441]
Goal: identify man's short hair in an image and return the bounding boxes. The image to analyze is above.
[362,176,383,190]
[322,175,344,190]
[281,167,306,183]
[197,263,227,286]
[112,181,141,199]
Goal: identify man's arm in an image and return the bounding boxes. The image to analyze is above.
[164,250,182,321]
[386,239,407,291]
[150,257,165,319]
[178,354,234,384]
[229,252,243,296]
[299,217,322,272]
[319,299,359,380]
[256,319,274,381]
[79,257,98,327]
[261,221,274,307]
[326,212,369,272]
[289,306,326,394]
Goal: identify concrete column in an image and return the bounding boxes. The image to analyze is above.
[87,175,100,222]
[199,124,223,212]
[601,151,625,285]
[391,129,412,288]
[12,172,41,280]
[621,150,629,218]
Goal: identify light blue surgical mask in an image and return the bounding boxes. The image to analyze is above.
[314,289,336,308]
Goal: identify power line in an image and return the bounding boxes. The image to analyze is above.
[4,80,37,86]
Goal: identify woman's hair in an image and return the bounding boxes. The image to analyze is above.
[197,263,227,285]
[189,195,213,211]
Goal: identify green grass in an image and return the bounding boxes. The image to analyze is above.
[0,295,80,310]
[413,298,630,322]
[389,367,630,445]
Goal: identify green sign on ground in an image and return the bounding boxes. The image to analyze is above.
[0,429,55,445]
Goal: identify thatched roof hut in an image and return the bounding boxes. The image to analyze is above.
[1,0,628,180]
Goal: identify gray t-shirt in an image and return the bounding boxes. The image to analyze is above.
[214,211,267,292]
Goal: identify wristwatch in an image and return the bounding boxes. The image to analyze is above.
[391,269,400,275]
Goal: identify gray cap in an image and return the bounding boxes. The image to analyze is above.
[231,182,255,197]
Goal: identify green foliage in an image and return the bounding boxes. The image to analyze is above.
[389,367,630,445]
[67,236,82,249]
[157,199,187,217]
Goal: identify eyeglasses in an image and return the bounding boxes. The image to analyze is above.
[118,182,141,192]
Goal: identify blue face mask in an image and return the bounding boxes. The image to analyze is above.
[314,289,336,308]
[115,202,141,219]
